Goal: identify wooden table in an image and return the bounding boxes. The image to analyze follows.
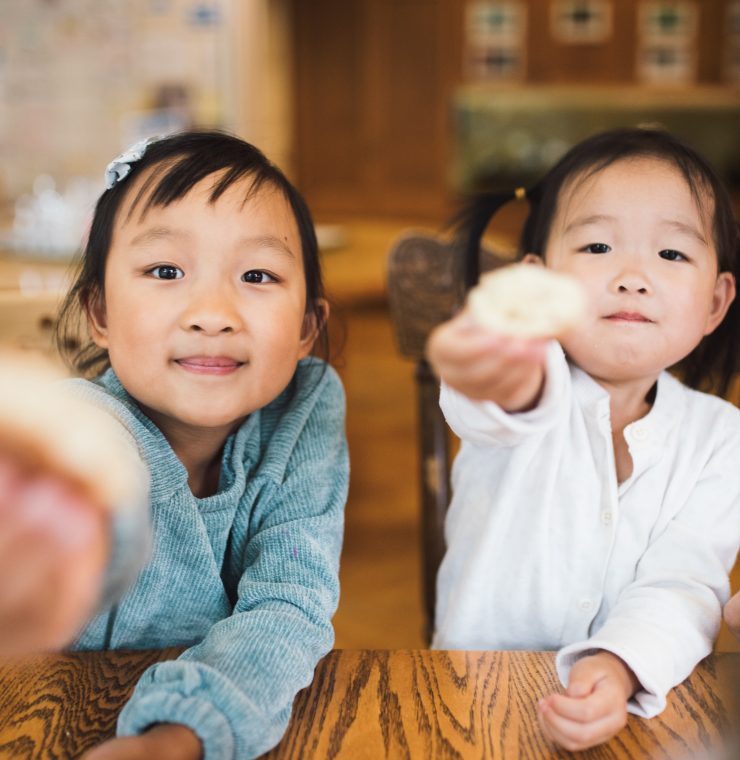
[1,649,737,759]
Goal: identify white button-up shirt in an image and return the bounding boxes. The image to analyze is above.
[434,343,740,717]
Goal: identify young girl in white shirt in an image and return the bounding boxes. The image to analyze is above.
[427,127,740,752]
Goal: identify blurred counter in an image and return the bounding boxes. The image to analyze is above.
[0,249,72,356]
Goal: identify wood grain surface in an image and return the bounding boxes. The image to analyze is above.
[0,649,737,759]
[266,650,739,760]
[0,648,182,758]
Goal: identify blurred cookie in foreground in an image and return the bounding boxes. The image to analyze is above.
[0,351,145,511]
[468,264,587,338]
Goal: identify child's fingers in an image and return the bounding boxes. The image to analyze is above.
[0,540,66,653]
[428,311,547,367]
[0,532,103,655]
[724,592,740,636]
[0,483,98,569]
[81,724,203,760]
[0,531,57,612]
[80,735,149,759]
[542,686,615,723]
[566,655,608,697]
[538,697,627,751]
[427,320,503,367]
[430,333,546,385]
[0,455,26,513]
[0,474,108,655]
[439,360,540,403]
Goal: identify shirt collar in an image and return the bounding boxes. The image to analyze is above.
[94,368,260,507]
[569,362,685,450]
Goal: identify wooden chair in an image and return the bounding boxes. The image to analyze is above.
[386,232,506,642]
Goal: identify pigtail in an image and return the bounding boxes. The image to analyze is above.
[453,189,523,290]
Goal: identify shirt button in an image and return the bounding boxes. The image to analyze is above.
[578,598,593,612]
[631,425,649,441]
[601,510,613,525]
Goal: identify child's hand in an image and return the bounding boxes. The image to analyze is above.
[538,651,638,751]
[0,454,108,656]
[724,591,740,639]
[426,309,547,411]
[81,724,203,760]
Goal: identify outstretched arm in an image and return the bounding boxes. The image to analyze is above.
[426,309,547,412]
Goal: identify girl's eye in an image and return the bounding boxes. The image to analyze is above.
[581,243,611,254]
[148,265,183,280]
[241,270,276,284]
[659,249,687,262]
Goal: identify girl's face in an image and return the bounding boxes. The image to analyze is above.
[88,171,318,436]
[543,157,735,386]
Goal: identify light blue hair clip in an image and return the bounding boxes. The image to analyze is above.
[104,136,161,189]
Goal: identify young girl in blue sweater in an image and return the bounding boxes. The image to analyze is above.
[50,131,349,760]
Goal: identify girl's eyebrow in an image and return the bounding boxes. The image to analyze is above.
[129,227,188,247]
[563,214,615,234]
[564,215,707,245]
[127,230,296,258]
[661,219,707,245]
[236,235,296,259]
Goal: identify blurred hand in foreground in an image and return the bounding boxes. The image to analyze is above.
[0,453,108,656]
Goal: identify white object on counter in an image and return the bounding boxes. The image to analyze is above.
[9,175,100,259]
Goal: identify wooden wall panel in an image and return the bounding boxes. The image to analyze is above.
[292,1,364,192]
[696,0,729,82]
[291,0,461,219]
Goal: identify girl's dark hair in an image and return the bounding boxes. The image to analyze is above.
[55,130,329,377]
[458,127,740,398]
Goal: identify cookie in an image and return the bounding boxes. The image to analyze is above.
[467,264,586,338]
[0,351,145,511]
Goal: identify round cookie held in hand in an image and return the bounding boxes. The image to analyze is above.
[468,263,587,338]
[0,351,145,512]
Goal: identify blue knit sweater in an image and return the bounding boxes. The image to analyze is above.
[69,359,348,759]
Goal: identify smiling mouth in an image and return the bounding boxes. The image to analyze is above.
[175,357,245,375]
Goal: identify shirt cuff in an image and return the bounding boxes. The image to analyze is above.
[556,639,667,718]
[116,659,293,760]
[118,688,234,760]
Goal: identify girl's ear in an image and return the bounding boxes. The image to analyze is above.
[298,298,329,358]
[522,253,545,267]
[704,272,736,336]
[85,288,110,349]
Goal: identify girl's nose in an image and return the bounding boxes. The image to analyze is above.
[181,290,243,335]
[612,269,652,295]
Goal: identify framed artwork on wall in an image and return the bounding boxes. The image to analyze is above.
[725,1,740,83]
[550,0,613,45]
[636,1,698,84]
[464,1,527,82]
